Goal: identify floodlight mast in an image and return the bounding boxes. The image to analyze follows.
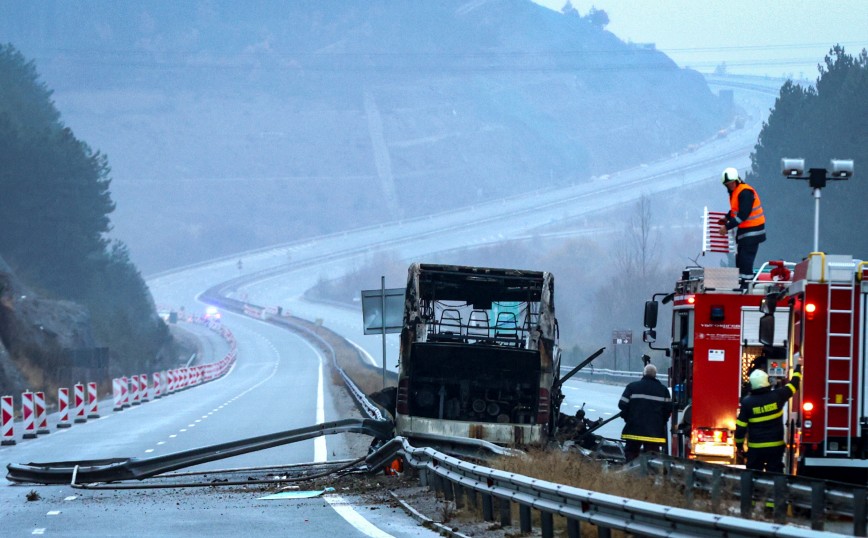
[781,158,854,252]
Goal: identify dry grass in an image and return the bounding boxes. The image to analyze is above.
[490,448,689,508]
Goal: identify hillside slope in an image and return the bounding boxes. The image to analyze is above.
[2,1,733,273]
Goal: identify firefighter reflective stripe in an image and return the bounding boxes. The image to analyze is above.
[622,433,667,443]
[748,409,784,422]
[627,393,670,403]
[747,439,785,448]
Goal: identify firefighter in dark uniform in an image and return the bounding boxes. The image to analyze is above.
[618,363,672,462]
[734,364,801,473]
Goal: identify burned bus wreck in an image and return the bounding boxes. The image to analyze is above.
[394,263,561,447]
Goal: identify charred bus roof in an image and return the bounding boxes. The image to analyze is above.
[413,263,548,304]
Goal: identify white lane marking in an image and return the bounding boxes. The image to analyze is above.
[64,496,77,501]
[32,529,46,535]
[324,495,393,538]
[298,337,328,462]
[46,511,61,515]
[169,434,177,438]
[157,441,165,445]
[145,449,154,453]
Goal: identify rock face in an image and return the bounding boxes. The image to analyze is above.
[0,256,96,396]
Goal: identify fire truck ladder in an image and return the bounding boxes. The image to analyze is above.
[823,268,857,457]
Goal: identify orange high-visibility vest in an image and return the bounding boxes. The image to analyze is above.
[729,183,765,229]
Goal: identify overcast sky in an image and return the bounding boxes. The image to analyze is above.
[534,0,868,79]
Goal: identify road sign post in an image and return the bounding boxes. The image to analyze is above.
[361,278,404,389]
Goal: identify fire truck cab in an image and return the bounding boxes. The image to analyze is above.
[759,253,868,482]
[643,261,793,464]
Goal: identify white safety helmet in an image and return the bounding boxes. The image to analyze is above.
[722,167,740,184]
[749,369,770,389]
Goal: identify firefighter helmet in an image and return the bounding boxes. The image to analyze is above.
[722,167,740,184]
[749,369,770,389]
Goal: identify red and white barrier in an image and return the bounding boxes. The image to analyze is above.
[166,370,175,393]
[112,379,122,411]
[22,391,37,438]
[130,374,140,405]
[121,376,130,408]
[57,388,71,428]
[73,383,87,423]
[139,374,149,403]
[153,371,162,399]
[1,395,15,445]
[87,382,100,419]
[35,391,49,435]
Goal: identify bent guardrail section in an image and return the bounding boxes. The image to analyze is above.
[6,418,392,485]
[369,437,849,538]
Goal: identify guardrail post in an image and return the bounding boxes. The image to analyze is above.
[740,470,754,518]
[429,472,441,496]
[520,504,532,533]
[810,481,825,531]
[597,525,612,538]
[566,518,579,538]
[453,483,464,510]
[773,474,787,524]
[442,477,454,502]
[684,463,695,507]
[499,497,511,527]
[482,493,494,521]
[854,487,866,537]
[540,511,553,538]
[711,467,722,512]
[419,468,429,487]
[465,487,476,510]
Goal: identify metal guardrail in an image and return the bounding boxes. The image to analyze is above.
[640,454,868,536]
[368,437,850,538]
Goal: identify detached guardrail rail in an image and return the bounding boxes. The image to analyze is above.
[6,418,392,485]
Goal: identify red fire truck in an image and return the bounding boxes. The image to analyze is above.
[642,261,794,464]
[758,252,868,482]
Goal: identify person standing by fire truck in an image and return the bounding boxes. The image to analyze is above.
[618,363,672,462]
[718,167,766,285]
[734,363,802,473]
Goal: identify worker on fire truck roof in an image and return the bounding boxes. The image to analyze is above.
[734,362,801,473]
[717,167,766,287]
[618,363,672,463]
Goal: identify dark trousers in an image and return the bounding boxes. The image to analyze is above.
[746,445,785,473]
[624,440,664,462]
[736,241,760,278]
